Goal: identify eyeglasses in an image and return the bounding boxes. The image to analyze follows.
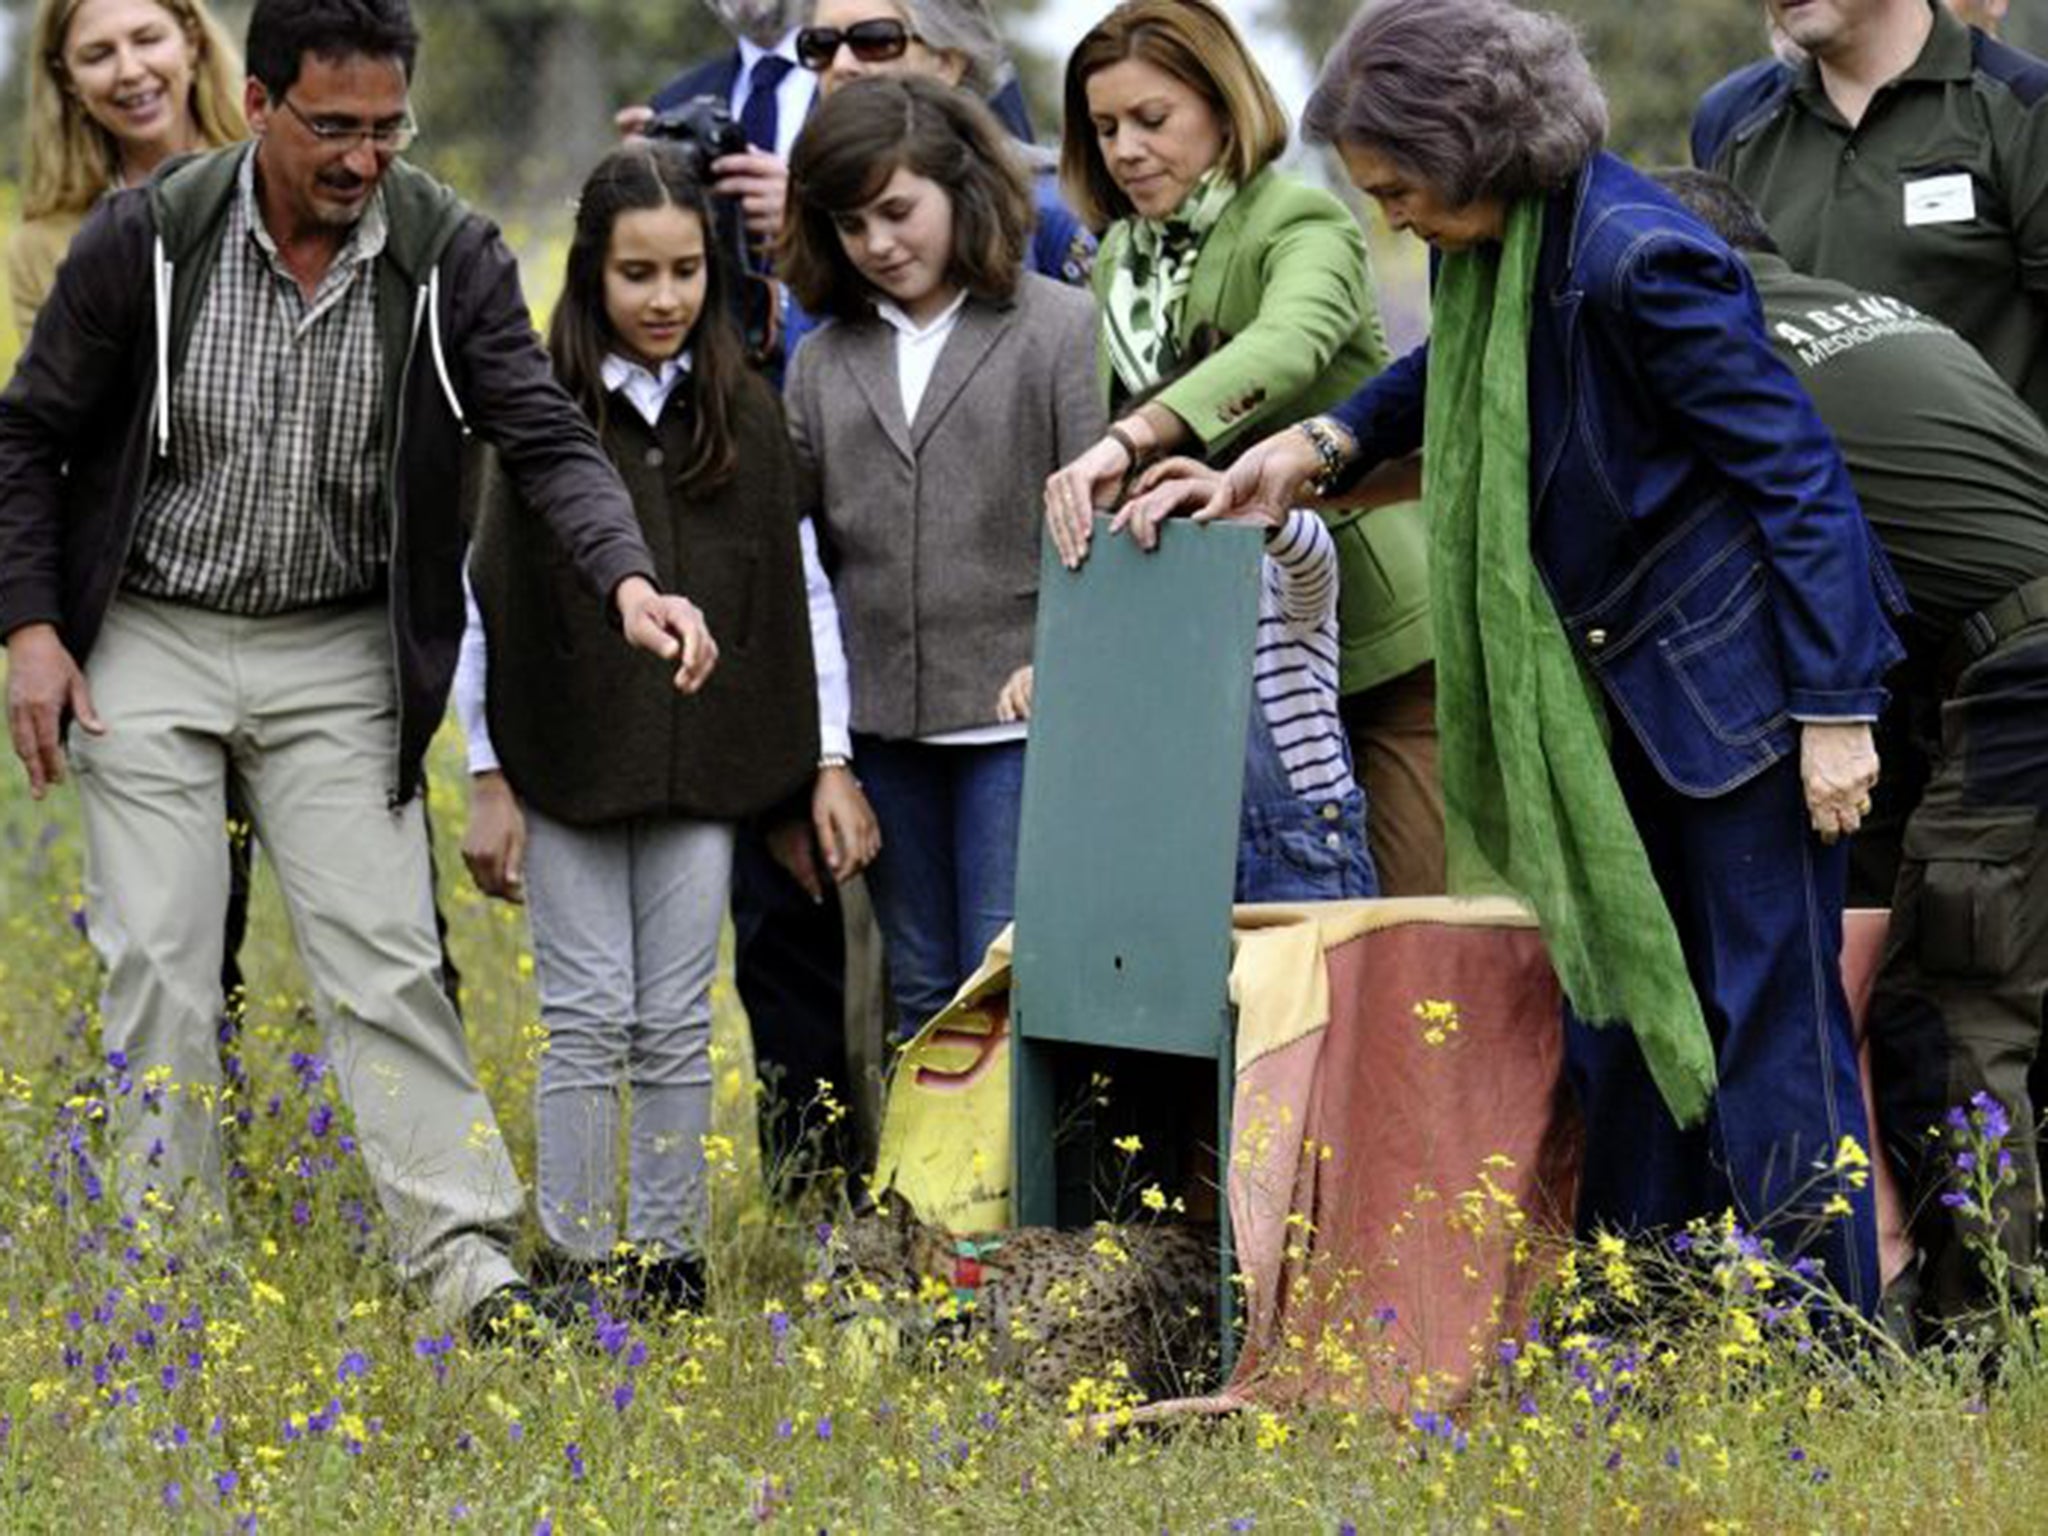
[795,18,916,71]
[278,93,418,153]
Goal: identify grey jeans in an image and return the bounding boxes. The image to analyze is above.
[523,807,734,1262]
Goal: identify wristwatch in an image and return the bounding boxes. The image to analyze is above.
[1297,416,1353,496]
[818,753,852,772]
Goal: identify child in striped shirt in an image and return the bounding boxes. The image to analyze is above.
[998,502,1376,902]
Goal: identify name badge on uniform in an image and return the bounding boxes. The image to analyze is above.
[1903,173,1977,226]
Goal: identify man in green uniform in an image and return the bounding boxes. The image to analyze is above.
[1692,0,2048,422]
[1660,168,2048,1335]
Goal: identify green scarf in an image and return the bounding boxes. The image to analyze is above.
[1425,197,1717,1127]
[1101,170,1237,398]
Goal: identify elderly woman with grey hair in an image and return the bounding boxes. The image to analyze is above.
[1149,0,1907,1318]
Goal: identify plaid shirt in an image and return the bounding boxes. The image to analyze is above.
[126,148,389,614]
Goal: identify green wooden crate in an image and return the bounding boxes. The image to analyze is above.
[1011,515,1263,1367]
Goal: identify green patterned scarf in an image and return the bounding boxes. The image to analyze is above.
[1101,170,1238,397]
[1425,197,1716,1127]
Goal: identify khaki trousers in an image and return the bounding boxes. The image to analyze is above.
[71,596,522,1316]
[1340,662,1447,897]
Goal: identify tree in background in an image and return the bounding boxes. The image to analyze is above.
[0,1,735,208]
[1264,0,1766,166]
[409,1,727,213]
[1264,0,2048,165]
[415,1,1056,213]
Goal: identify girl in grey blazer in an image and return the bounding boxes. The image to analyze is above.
[781,76,1105,1035]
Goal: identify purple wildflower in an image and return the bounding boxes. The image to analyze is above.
[594,1312,630,1358]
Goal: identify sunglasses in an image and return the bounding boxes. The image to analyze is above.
[795,18,917,71]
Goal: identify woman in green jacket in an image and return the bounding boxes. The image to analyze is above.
[1041,0,1442,894]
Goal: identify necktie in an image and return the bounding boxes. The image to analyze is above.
[740,54,793,156]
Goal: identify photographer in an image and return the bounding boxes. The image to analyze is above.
[620,2,1045,276]
[620,3,814,254]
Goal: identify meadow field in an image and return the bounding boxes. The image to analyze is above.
[6,186,2048,1536]
[3,715,2048,1533]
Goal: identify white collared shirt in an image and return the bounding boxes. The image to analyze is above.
[871,291,1028,750]
[873,291,969,423]
[732,33,817,162]
[600,351,690,427]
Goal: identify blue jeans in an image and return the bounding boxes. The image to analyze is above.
[1563,727,1879,1318]
[1234,696,1377,903]
[852,735,1025,1036]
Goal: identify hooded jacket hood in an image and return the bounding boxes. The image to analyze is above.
[149,145,469,282]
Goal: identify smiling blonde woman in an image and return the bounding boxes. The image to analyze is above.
[10,0,245,334]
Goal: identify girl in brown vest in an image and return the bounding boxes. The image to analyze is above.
[456,143,869,1307]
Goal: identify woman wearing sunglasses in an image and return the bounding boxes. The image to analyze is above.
[796,0,1093,285]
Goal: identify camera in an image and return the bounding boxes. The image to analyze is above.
[642,96,751,185]
[641,96,782,370]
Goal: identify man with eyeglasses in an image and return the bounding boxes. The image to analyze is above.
[0,0,714,1340]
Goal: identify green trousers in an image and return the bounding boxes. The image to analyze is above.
[1868,623,2048,1326]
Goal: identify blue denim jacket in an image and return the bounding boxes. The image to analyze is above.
[1329,153,1906,798]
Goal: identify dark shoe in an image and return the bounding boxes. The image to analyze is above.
[639,1252,706,1315]
[466,1282,550,1350]
[1876,1259,1924,1356]
[542,1273,606,1331]
[526,1250,608,1330]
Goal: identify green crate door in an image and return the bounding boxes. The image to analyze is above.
[1011,515,1262,1227]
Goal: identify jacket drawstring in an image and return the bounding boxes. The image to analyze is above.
[426,266,468,435]
[152,236,172,458]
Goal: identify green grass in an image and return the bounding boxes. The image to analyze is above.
[4,719,2048,1533]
